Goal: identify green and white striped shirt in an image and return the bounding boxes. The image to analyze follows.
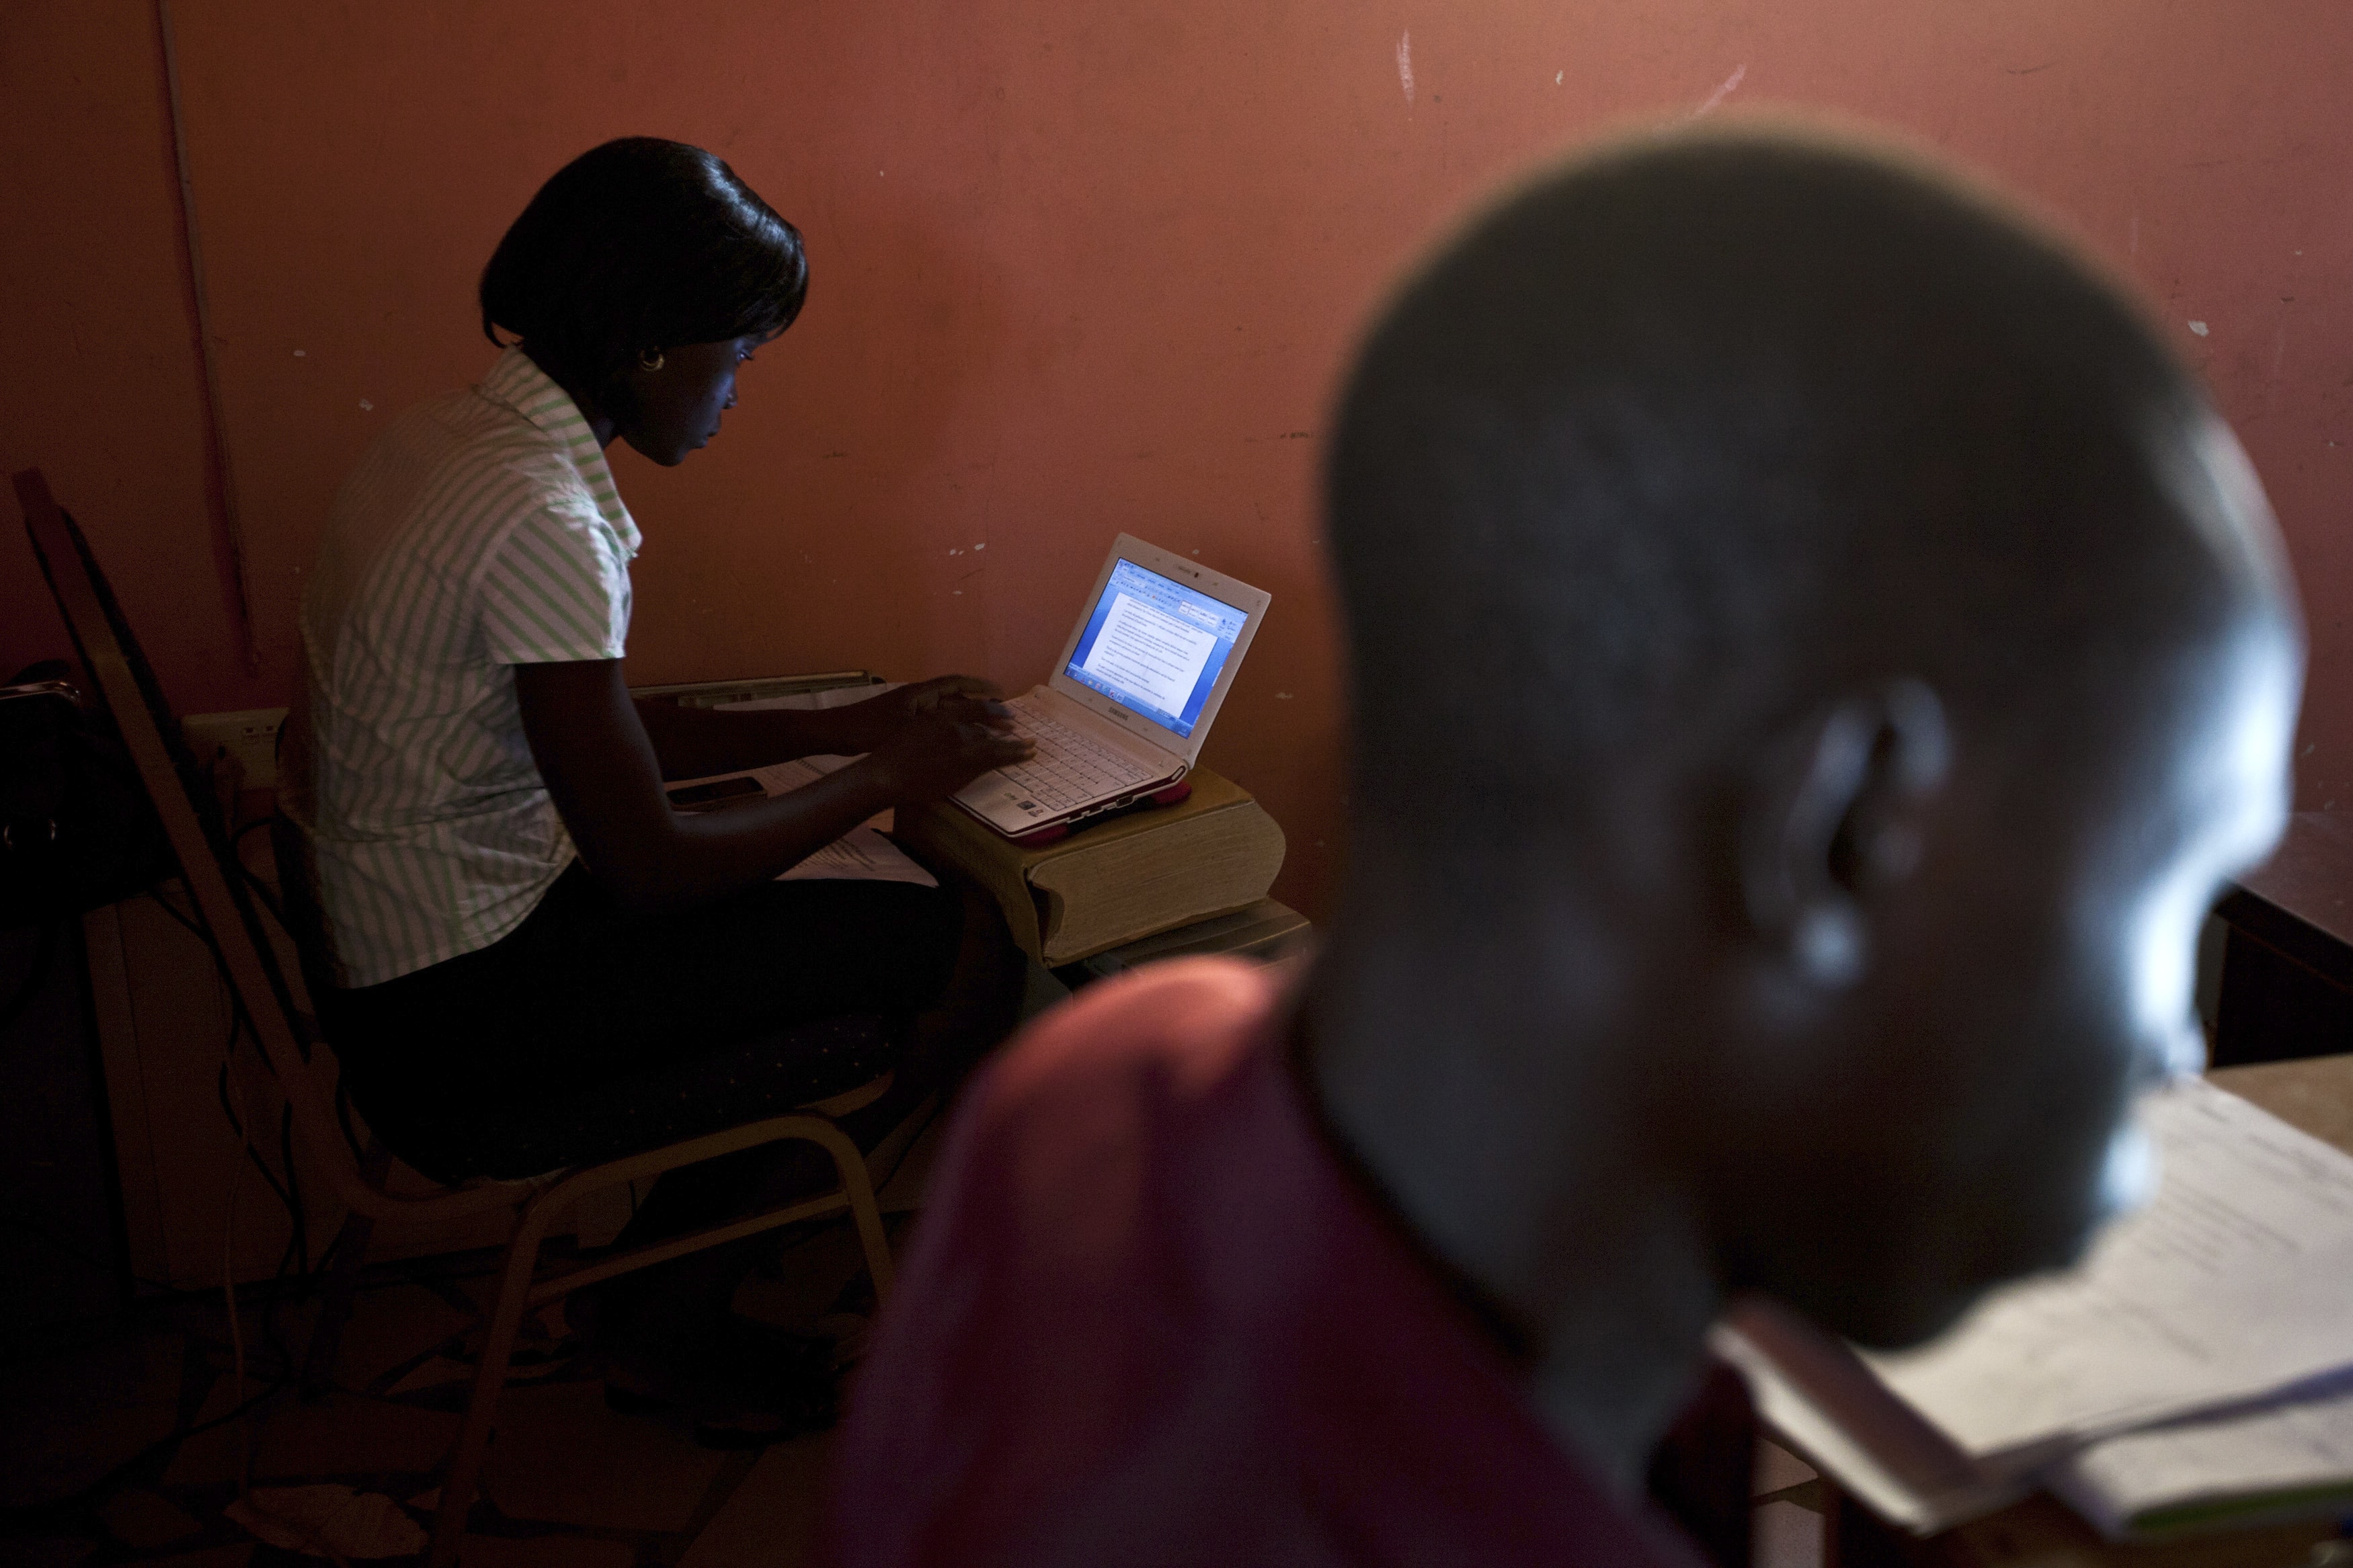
[296,347,639,987]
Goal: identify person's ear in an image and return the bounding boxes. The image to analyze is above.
[1740,679,1950,987]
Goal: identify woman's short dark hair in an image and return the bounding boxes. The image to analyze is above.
[480,137,807,400]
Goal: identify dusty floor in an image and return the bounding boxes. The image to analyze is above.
[1,1137,1827,1568]
[0,1207,891,1568]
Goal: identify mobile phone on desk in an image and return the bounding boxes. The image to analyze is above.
[666,775,766,813]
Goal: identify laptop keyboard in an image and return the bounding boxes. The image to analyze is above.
[996,699,1157,811]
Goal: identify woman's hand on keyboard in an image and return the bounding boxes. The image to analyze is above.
[840,674,1006,752]
[864,697,1033,802]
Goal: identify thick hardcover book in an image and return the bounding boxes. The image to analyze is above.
[898,766,1285,965]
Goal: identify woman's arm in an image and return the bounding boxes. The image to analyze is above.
[518,661,1028,912]
[630,675,1006,780]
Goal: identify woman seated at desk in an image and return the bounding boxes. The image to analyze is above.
[283,137,1031,1441]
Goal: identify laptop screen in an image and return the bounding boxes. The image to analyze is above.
[1063,557,1252,739]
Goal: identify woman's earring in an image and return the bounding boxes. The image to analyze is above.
[639,349,665,372]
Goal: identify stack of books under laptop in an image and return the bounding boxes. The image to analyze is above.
[646,542,1292,968]
[902,765,1286,967]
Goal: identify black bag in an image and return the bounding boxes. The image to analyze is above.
[0,659,174,927]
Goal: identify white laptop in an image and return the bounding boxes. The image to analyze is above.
[953,534,1271,839]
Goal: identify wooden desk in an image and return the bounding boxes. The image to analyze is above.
[2221,1054,2353,1155]
[1829,1057,2353,1568]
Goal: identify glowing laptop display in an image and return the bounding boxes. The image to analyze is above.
[1062,559,1252,741]
[952,535,1271,837]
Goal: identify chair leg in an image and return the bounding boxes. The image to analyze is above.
[302,1209,374,1400]
[303,1141,392,1401]
[428,1214,552,1568]
[811,1121,895,1305]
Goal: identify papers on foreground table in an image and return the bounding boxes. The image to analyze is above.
[1718,1076,2353,1540]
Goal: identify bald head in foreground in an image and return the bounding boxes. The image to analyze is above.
[827,125,2301,1566]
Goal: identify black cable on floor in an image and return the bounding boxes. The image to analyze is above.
[0,1370,288,1528]
[333,1078,366,1165]
[284,1101,309,1275]
[216,1057,295,1223]
[147,874,326,1274]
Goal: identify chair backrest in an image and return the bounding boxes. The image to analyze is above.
[14,467,512,1220]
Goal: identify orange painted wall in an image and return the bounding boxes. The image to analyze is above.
[0,4,251,706]
[9,3,2353,919]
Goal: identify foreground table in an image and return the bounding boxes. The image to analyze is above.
[1823,1056,2353,1568]
[2212,813,2353,1066]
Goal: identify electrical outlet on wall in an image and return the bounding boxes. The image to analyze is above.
[182,708,287,790]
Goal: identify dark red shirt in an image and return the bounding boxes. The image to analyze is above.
[828,959,1722,1567]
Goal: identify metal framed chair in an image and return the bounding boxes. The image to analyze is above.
[17,468,900,1567]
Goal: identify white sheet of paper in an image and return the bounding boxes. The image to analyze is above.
[776,828,935,886]
[2050,1372,2353,1538]
[670,758,934,888]
[1862,1077,2353,1465]
[1713,1309,2028,1534]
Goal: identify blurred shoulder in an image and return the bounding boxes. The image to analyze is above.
[982,957,1287,1116]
